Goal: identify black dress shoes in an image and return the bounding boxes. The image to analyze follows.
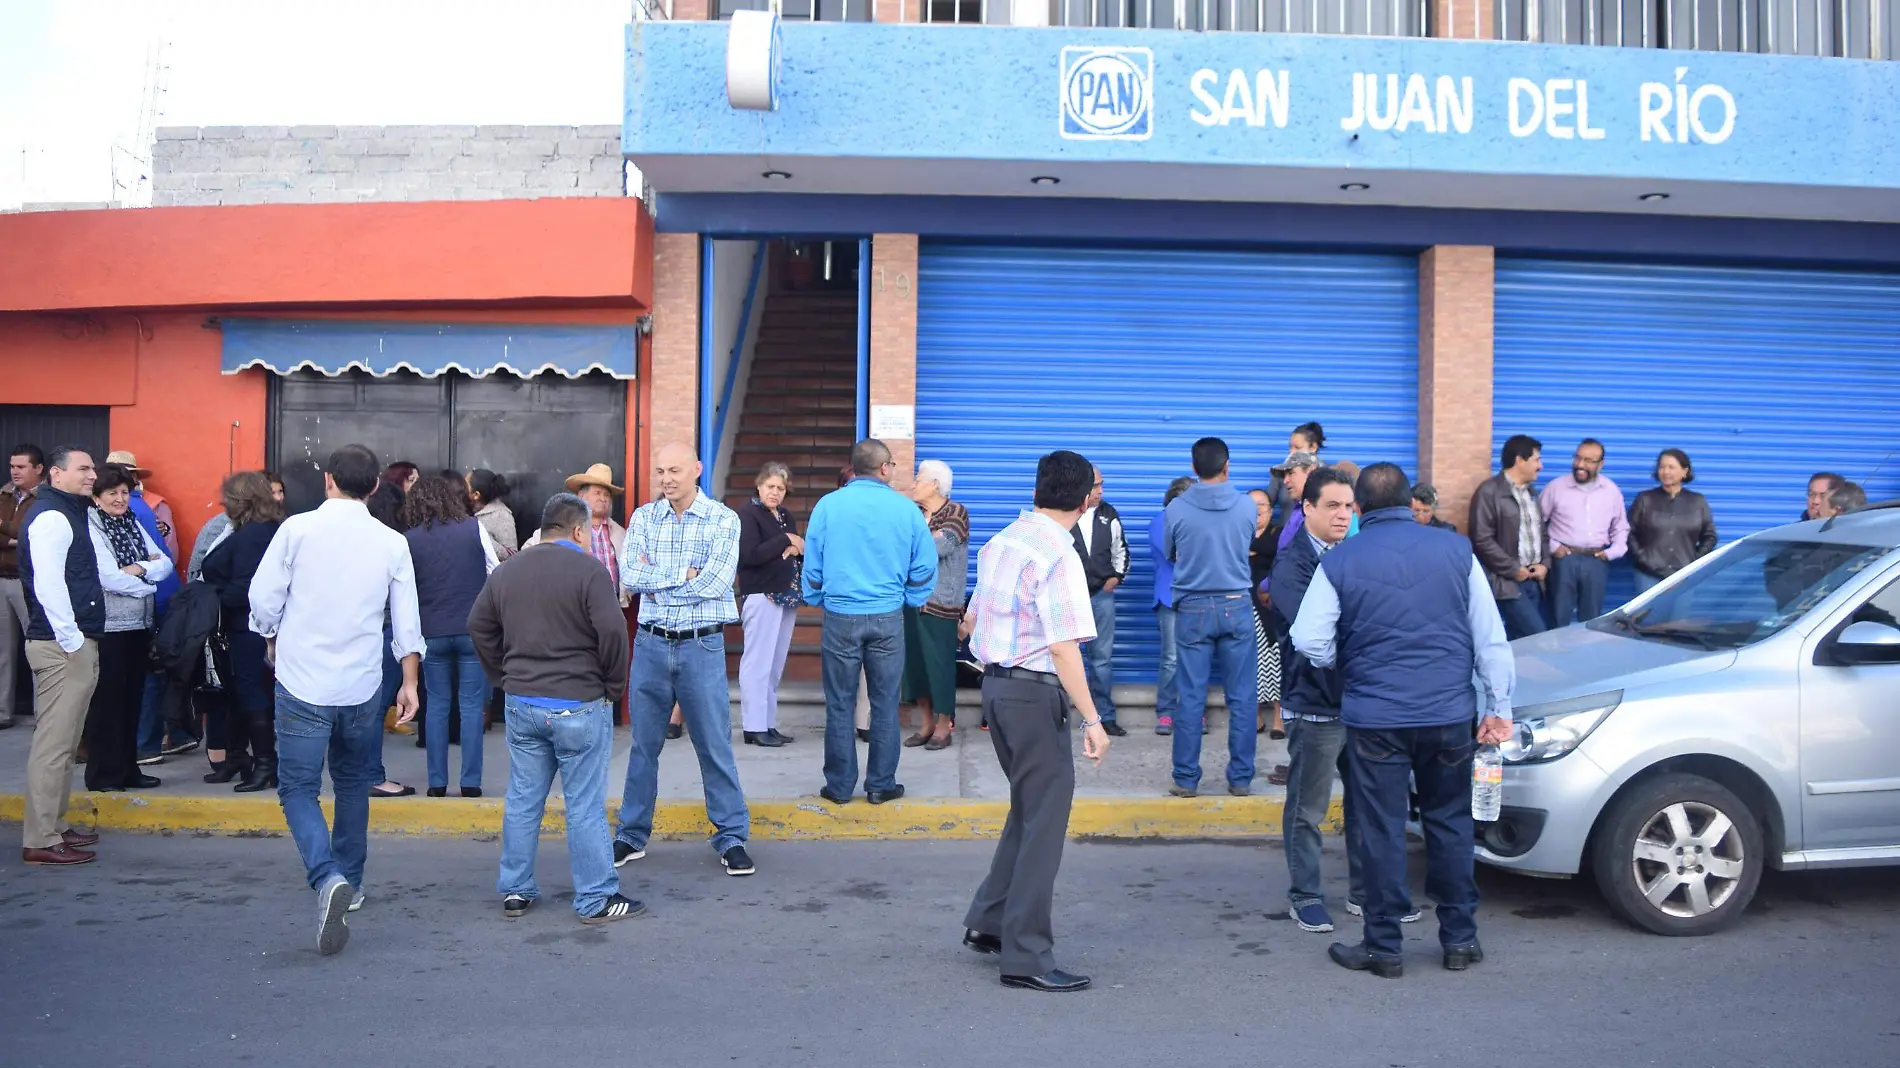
[962,929,1001,954]
[818,787,852,805]
[768,728,795,744]
[865,785,906,805]
[1001,969,1091,992]
[1443,941,1485,971]
[744,730,786,748]
[1329,941,1404,979]
[1101,721,1129,738]
[666,723,684,740]
[126,774,162,789]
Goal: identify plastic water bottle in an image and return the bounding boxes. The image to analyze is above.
[1472,744,1504,823]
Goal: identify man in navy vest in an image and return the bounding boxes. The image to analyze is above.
[1291,463,1515,978]
[18,446,105,866]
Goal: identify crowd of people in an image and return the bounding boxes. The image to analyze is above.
[0,423,1878,978]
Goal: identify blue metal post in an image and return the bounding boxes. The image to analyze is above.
[698,235,717,495]
[856,237,871,441]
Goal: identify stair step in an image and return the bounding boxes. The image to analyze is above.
[736,430,856,449]
[745,393,858,413]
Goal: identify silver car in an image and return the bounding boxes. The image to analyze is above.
[1477,504,1900,936]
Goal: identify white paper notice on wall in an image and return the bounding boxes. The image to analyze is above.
[870,405,915,441]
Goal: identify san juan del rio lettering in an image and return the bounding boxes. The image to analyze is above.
[1186,66,1736,144]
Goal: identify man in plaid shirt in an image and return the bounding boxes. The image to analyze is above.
[958,449,1112,993]
[611,442,755,877]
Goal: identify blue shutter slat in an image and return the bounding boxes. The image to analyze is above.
[916,243,1419,683]
[1494,258,1900,610]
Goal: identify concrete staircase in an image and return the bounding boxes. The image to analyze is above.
[722,289,860,684]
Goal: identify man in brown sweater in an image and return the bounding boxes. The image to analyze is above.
[468,492,642,925]
[0,444,45,729]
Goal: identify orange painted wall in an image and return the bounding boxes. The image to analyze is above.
[0,198,652,313]
[111,314,268,553]
[0,313,141,406]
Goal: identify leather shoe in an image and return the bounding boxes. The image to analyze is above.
[23,843,96,866]
[1444,941,1485,971]
[818,786,852,805]
[1101,721,1128,738]
[1329,941,1404,979]
[126,774,162,789]
[767,728,796,744]
[963,929,1001,955]
[866,785,906,805]
[1001,969,1091,992]
[743,730,786,748]
[61,830,100,848]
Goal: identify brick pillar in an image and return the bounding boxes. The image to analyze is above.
[671,0,712,19]
[1431,0,1494,38]
[874,0,922,22]
[1418,245,1494,533]
[650,232,702,468]
[869,234,920,490]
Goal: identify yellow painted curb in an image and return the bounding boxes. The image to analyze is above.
[0,792,1341,840]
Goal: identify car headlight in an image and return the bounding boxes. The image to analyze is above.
[1499,690,1622,765]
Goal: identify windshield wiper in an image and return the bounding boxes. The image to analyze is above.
[1627,623,1727,651]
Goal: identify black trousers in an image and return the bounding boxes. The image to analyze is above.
[82,630,151,790]
[964,675,1076,977]
[226,629,275,762]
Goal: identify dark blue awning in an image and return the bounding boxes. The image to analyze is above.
[219,318,636,379]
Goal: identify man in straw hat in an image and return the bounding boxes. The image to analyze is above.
[529,463,631,609]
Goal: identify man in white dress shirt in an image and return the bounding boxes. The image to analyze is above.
[248,444,424,956]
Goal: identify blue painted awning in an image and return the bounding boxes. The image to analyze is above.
[218,318,637,379]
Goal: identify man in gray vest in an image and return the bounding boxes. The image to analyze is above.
[1291,463,1515,979]
[18,446,104,866]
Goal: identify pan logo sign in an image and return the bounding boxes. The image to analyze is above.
[1060,46,1153,141]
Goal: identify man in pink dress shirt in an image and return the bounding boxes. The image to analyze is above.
[1538,438,1629,626]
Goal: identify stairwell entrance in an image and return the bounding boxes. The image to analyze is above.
[710,238,866,684]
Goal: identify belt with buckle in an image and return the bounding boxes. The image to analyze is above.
[639,622,725,641]
[983,665,1060,688]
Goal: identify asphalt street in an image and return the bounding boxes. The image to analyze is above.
[2,832,1896,1068]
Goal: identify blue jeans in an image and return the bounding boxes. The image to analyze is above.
[274,685,381,892]
[424,634,486,790]
[135,673,181,756]
[1632,570,1663,595]
[497,696,618,917]
[1346,721,1480,958]
[1497,581,1546,642]
[616,628,749,855]
[820,609,905,797]
[1154,605,1179,719]
[1284,717,1366,909]
[1084,588,1118,723]
[372,635,401,784]
[1171,593,1258,790]
[1548,553,1608,626]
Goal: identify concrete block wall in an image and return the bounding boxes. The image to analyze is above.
[151,125,626,206]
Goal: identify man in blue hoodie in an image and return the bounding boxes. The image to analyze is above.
[1160,437,1259,797]
[804,439,937,806]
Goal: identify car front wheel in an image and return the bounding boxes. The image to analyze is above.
[1591,772,1764,936]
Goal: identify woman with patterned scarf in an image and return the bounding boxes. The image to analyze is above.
[81,463,174,792]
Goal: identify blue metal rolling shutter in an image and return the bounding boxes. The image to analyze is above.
[1495,258,1900,608]
[916,244,1418,683]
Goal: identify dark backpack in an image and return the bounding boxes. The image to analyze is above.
[149,582,223,738]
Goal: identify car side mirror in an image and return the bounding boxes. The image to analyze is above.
[1831,620,1900,666]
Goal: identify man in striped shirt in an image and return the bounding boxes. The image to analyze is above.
[958,449,1112,993]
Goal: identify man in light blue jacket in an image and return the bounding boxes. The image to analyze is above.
[804,439,937,806]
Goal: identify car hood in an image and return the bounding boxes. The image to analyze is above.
[1510,625,1738,707]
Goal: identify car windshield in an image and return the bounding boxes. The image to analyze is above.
[1590,538,1891,650]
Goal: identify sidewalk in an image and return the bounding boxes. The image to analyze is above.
[0,693,1332,840]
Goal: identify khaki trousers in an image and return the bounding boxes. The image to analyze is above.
[23,638,99,849]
